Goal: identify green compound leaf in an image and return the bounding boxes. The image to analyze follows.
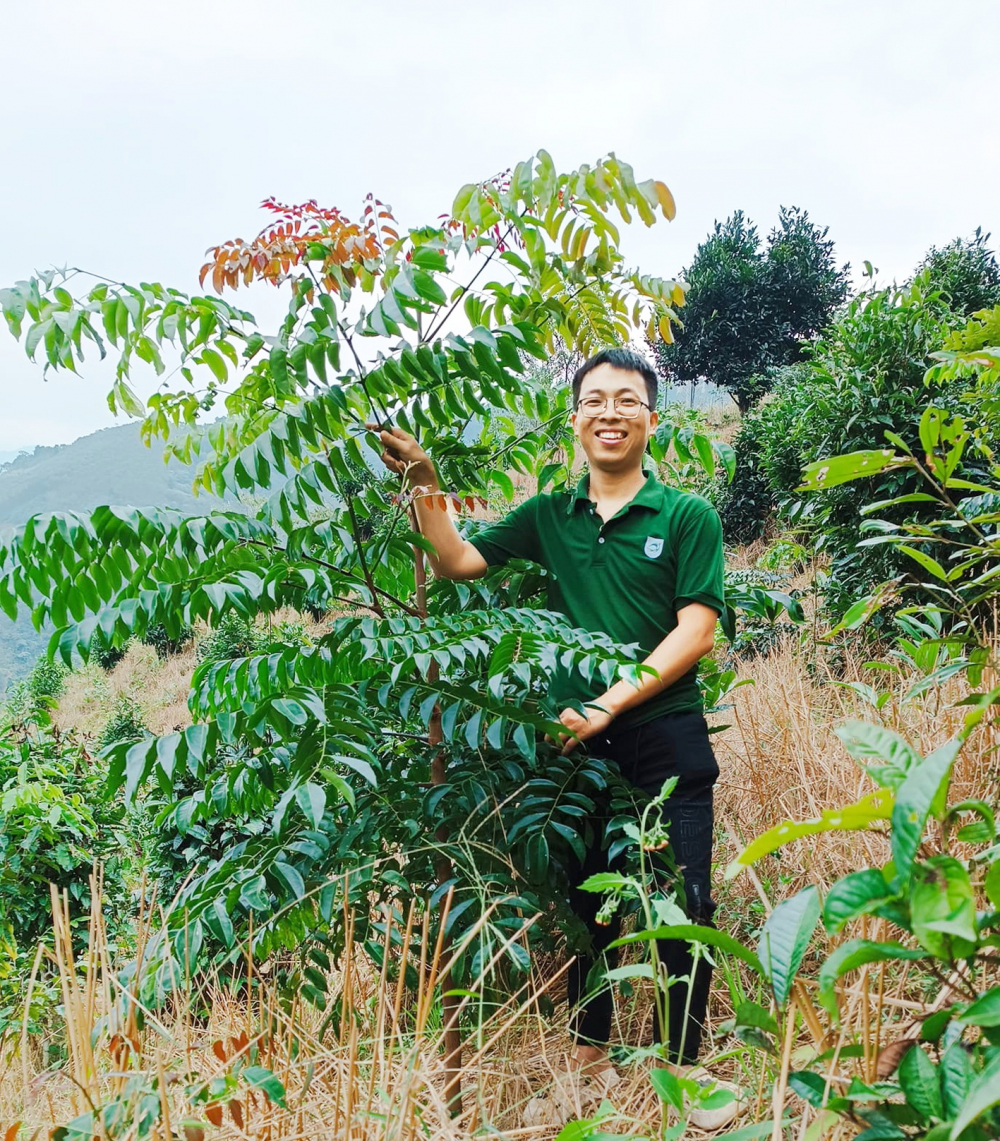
[758,887,820,1008]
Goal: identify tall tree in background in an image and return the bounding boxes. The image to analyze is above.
[654,207,849,412]
[915,227,1000,318]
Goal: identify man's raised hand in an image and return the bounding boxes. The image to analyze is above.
[366,423,436,488]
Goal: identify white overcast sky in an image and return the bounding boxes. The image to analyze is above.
[1,0,997,452]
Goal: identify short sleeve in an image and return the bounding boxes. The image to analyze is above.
[673,499,725,614]
[467,496,542,568]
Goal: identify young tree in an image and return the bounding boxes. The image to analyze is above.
[0,152,688,1106]
[654,207,849,413]
[914,227,1000,318]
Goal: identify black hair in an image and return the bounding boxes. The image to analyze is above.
[571,347,658,409]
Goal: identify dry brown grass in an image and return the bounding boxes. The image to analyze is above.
[7,637,999,1139]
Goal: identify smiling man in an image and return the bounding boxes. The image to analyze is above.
[371,347,735,1129]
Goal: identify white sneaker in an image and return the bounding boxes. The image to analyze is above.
[521,1066,622,1129]
[685,1066,742,1132]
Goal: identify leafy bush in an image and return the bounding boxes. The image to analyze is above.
[914,227,1000,318]
[0,725,132,948]
[141,622,192,659]
[90,630,127,670]
[28,656,67,703]
[196,612,268,664]
[731,276,996,615]
[713,364,810,544]
[98,694,146,750]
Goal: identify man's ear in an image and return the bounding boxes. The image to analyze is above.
[648,410,659,435]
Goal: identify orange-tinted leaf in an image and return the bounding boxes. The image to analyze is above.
[229,1100,244,1129]
[211,1040,227,1063]
[653,180,676,221]
[5,1123,21,1141]
[183,1127,205,1141]
[206,1105,223,1127]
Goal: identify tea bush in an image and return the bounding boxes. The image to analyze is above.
[0,725,133,948]
[721,276,998,615]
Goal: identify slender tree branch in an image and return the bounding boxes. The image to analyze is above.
[424,225,515,345]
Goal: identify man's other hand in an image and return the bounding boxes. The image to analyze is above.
[366,423,436,487]
[550,705,614,755]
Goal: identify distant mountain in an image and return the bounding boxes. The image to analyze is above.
[0,422,213,527]
[0,422,221,690]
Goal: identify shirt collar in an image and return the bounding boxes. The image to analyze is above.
[566,468,663,515]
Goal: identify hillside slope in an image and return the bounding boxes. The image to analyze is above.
[0,422,220,689]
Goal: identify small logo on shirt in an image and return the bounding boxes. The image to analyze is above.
[644,536,664,559]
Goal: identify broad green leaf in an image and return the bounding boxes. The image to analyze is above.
[611,924,764,977]
[834,722,920,790]
[735,1000,778,1036]
[940,1041,975,1120]
[898,545,949,583]
[898,1045,944,1123]
[957,986,1000,1027]
[727,790,892,878]
[986,862,1000,909]
[798,449,902,492]
[579,872,634,894]
[819,940,926,1016]
[950,1049,1000,1138]
[295,782,326,829]
[758,886,820,1007]
[823,868,898,933]
[242,1065,287,1107]
[910,855,977,959]
[891,740,961,885]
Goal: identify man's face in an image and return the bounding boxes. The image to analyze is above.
[571,363,658,474]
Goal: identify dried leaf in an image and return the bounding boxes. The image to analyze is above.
[876,1035,919,1078]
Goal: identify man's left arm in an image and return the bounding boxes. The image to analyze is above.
[554,602,718,753]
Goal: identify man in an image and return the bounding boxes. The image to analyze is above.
[371,347,736,1130]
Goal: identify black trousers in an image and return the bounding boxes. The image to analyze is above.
[566,711,719,1065]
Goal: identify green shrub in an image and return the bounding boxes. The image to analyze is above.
[0,726,133,948]
[914,226,1000,317]
[714,365,811,544]
[90,631,127,671]
[141,622,193,659]
[731,276,997,615]
[28,657,67,703]
[196,612,268,663]
[98,694,146,751]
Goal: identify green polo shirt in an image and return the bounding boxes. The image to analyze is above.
[468,470,725,729]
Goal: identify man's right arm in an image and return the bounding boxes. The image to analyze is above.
[369,424,489,581]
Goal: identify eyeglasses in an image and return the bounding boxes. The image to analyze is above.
[575,396,650,418]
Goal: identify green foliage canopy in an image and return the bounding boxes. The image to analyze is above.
[654,207,849,412]
[0,151,694,986]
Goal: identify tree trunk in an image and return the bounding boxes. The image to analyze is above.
[412,525,463,1115]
